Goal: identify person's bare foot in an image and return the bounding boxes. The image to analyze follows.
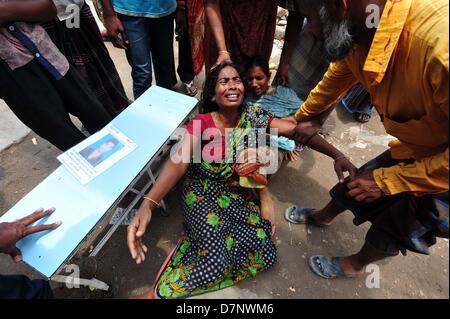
[309,210,334,226]
[339,256,365,276]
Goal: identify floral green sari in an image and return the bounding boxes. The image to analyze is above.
[153,105,277,299]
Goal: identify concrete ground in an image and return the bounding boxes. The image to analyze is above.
[0,40,448,299]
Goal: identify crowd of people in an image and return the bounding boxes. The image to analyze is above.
[0,0,448,299]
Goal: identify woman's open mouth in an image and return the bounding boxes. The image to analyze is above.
[225,93,241,102]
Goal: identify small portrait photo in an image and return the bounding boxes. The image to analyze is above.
[79,134,124,167]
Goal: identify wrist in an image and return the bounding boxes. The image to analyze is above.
[333,154,347,162]
[140,203,155,219]
[103,10,117,20]
[141,200,151,210]
[103,14,116,22]
[143,196,161,210]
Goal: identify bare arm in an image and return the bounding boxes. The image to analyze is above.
[270,118,357,182]
[270,118,341,158]
[0,0,57,24]
[100,0,128,49]
[139,145,192,213]
[99,0,115,20]
[204,0,231,68]
[127,134,199,264]
[270,118,296,137]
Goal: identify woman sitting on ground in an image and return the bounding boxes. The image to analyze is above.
[127,62,357,299]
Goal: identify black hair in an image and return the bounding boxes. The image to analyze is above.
[104,138,119,147]
[200,61,245,114]
[244,55,270,78]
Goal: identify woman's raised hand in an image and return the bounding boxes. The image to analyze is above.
[127,205,152,265]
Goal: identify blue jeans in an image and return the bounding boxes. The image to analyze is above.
[119,14,177,99]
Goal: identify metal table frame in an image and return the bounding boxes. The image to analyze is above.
[52,103,198,278]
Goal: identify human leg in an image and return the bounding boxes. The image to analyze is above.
[0,60,87,151]
[148,14,177,90]
[119,15,153,99]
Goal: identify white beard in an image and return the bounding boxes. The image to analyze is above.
[320,5,354,61]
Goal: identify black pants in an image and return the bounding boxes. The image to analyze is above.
[176,8,195,83]
[43,3,130,117]
[0,59,112,151]
[330,150,449,256]
[0,275,52,299]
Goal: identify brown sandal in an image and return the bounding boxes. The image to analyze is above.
[183,80,198,97]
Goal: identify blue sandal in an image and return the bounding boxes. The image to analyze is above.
[308,255,356,279]
[284,205,327,227]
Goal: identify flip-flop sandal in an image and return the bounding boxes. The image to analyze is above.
[284,205,327,227]
[183,81,198,97]
[308,255,356,279]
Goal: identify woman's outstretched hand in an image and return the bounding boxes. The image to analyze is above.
[334,156,358,184]
[127,205,152,265]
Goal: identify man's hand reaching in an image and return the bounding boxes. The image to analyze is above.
[0,208,61,262]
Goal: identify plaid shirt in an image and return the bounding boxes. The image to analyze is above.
[278,0,330,100]
[287,30,330,101]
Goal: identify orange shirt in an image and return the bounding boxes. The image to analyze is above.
[295,0,449,196]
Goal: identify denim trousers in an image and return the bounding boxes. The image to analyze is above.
[119,13,177,99]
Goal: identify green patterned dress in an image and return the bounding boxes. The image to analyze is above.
[153,105,277,299]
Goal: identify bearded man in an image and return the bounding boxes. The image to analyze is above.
[287,0,449,279]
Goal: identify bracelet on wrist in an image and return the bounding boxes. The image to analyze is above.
[143,196,161,209]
